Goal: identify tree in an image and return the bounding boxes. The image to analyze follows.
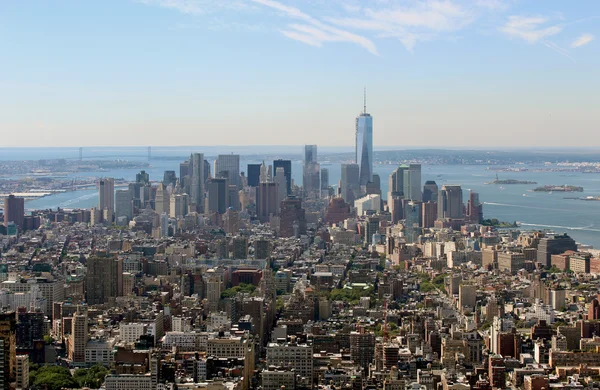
[221,283,256,299]
[30,366,78,390]
[73,365,109,388]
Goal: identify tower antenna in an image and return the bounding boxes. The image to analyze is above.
[363,86,367,114]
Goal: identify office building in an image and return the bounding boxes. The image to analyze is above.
[3,195,24,231]
[15,355,28,390]
[279,196,307,238]
[115,189,133,221]
[232,236,248,259]
[215,154,240,188]
[498,252,525,275]
[179,160,190,190]
[206,178,229,214]
[356,91,373,186]
[204,159,211,186]
[162,170,177,188]
[466,191,483,224]
[85,256,123,305]
[247,164,261,187]
[273,168,288,206]
[0,312,16,390]
[136,170,149,185]
[422,181,439,203]
[303,145,320,198]
[190,153,205,213]
[267,342,313,386]
[355,194,381,216]
[438,185,464,220]
[68,310,88,365]
[422,201,437,228]
[389,165,408,198]
[256,182,279,223]
[98,178,115,222]
[340,163,360,204]
[273,159,292,194]
[407,164,422,201]
[350,331,376,371]
[365,216,380,245]
[154,183,170,215]
[320,168,329,194]
[537,234,578,267]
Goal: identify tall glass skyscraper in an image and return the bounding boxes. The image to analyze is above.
[355,92,373,187]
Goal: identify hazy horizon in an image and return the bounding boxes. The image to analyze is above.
[1,1,598,147]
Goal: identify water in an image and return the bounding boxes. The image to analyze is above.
[4,147,600,248]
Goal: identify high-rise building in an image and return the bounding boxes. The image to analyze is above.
[422,181,439,203]
[320,168,329,194]
[350,331,375,371]
[98,178,115,222]
[136,170,150,185]
[68,309,88,365]
[304,144,317,164]
[204,159,211,186]
[279,196,307,238]
[15,355,28,390]
[154,183,170,215]
[3,195,24,231]
[273,168,287,207]
[256,182,279,223]
[407,164,422,201]
[190,153,205,213]
[162,170,177,188]
[232,236,248,259]
[85,256,123,305]
[206,178,229,214]
[422,201,437,228]
[537,234,577,267]
[115,189,133,221]
[216,154,240,188]
[179,160,190,191]
[273,159,292,194]
[466,190,483,224]
[0,312,16,390]
[365,216,380,245]
[340,163,360,204]
[389,165,408,198]
[438,185,464,220]
[247,164,261,187]
[356,91,373,187]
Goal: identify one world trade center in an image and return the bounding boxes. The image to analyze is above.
[355,89,373,187]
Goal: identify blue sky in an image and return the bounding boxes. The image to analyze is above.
[0,0,598,148]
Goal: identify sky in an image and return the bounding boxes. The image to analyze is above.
[0,0,599,148]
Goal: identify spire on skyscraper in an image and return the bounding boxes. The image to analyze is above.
[363,86,367,114]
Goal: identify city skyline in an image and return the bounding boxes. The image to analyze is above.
[1,1,599,148]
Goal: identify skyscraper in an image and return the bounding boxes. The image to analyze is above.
[216,154,240,188]
[206,177,229,214]
[85,256,123,305]
[356,90,373,186]
[190,153,205,213]
[407,164,422,201]
[438,185,464,220]
[466,190,483,224]
[273,159,292,194]
[422,181,439,203]
[3,195,24,231]
[115,189,133,222]
[279,196,307,238]
[320,168,329,196]
[303,145,320,199]
[340,163,360,204]
[247,164,261,187]
[256,182,279,223]
[0,312,16,390]
[98,178,115,222]
[162,170,177,188]
[154,183,170,215]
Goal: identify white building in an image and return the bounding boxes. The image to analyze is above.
[207,336,248,359]
[354,194,381,216]
[2,278,64,314]
[16,355,29,390]
[85,338,116,366]
[162,332,205,352]
[120,323,147,343]
[266,342,313,385]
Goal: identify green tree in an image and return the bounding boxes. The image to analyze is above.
[221,283,256,299]
[30,366,78,390]
[73,365,109,388]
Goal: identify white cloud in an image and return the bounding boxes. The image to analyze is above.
[571,33,594,48]
[251,0,378,55]
[324,0,475,51]
[499,15,562,43]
